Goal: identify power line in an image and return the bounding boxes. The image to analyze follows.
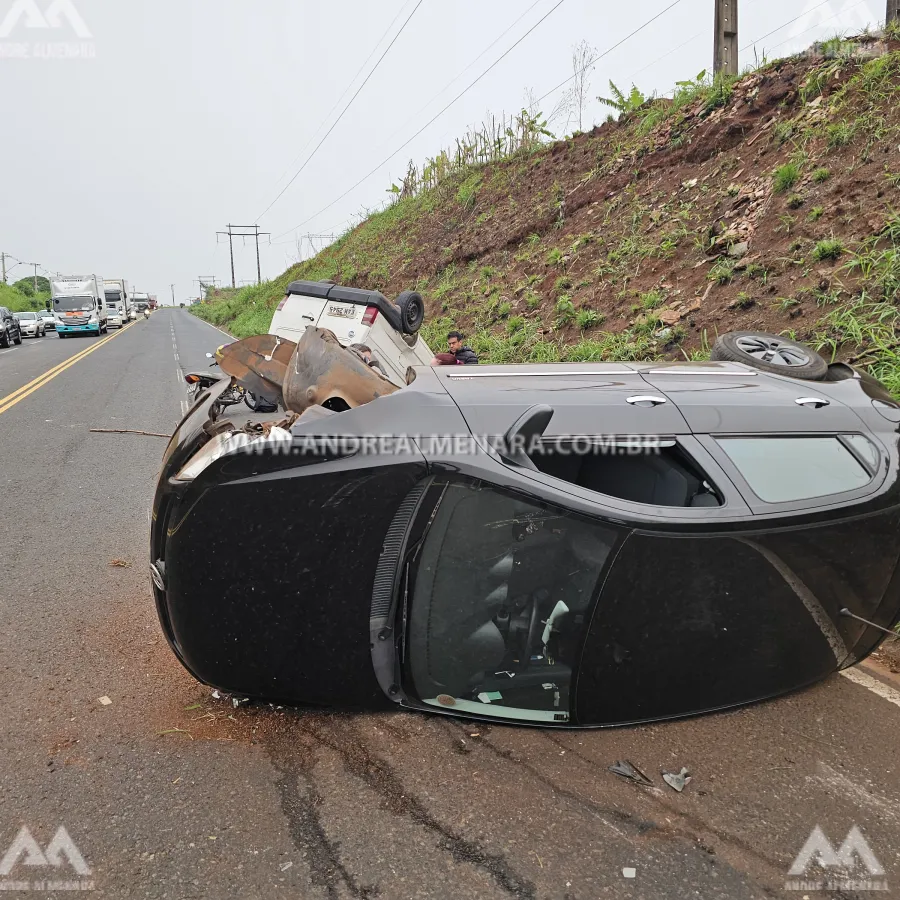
[254,0,424,223]
[536,0,684,104]
[371,0,546,154]
[273,0,570,240]
[739,0,833,52]
[626,29,705,83]
[257,0,415,208]
[762,0,870,54]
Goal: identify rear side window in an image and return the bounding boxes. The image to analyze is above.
[716,437,871,503]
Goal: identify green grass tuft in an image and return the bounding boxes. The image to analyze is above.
[773,162,801,193]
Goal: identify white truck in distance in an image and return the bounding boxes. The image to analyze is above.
[103,279,131,327]
[51,276,108,338]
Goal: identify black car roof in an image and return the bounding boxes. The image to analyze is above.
[426,360,870,436]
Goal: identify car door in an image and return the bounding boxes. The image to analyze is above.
[637,362,865,433]
[270,285,330,342]
[435,364,689,436]
[433,365,753,522]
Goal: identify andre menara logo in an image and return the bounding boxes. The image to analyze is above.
[0,826,94,891]
[0,0,94,59]
[785,825,888,892]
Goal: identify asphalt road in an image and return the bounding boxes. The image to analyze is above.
[1,308,900,899]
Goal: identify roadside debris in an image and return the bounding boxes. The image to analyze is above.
[90,428,171,437]
[108,559,130,567]
[216,327,400,418]
[209,687,249,708]
[158,727,194,740]
[622,867,637,879]
[98,696,112,706]
[608,759,653,786]
[662,767,692,792]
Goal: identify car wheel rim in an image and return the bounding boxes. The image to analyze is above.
[735,335,811,367]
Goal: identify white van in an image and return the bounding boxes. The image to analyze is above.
[269,280,432,386]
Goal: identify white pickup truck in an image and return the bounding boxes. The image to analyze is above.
[269,280,432,387]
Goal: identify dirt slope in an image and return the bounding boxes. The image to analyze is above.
[195,33,900,390]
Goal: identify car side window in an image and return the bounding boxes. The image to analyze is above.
[526,438,723,508]
[715,436,872,503]
[405,481,621,724]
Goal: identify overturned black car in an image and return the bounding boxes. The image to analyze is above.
[151,323,900,727]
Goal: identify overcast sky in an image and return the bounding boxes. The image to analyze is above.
[0,0,882,302]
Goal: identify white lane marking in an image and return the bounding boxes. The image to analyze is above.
[840,666,900,710]
[191,315,234,341]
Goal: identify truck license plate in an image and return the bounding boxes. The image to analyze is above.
[328,304,357,319]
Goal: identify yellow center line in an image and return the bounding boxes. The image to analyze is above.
[0,323,135,417]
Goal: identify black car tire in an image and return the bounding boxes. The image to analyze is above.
[0,331,8,348]
[395,291,424,335]
[710,331,828,380]
[13,331,21,345]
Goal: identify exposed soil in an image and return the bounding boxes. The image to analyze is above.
[197,35,900,369]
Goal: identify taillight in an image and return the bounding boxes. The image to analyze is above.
[184,374,200,384]
[276,295,289,312]
[361,306,378,326]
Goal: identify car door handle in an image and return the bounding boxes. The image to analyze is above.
[301,314,315,321]
[626,395,667,407]
[795,397,830,409]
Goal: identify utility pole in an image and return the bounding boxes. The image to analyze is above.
[1,252,5,284]
[714,0,738,75]
[28,262,40,295]
[170,283,175,306]
[196,276,219,301]
[889,0,899,25]
[216,224,270,287]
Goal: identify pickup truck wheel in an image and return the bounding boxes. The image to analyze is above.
[710,330,827,380]
[395,291,424,334]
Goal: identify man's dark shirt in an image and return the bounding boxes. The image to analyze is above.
[453,346,478,365]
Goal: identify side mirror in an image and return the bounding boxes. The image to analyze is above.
[45,300,51,310]
[205,352,213,359]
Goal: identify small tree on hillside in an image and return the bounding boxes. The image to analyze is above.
[598,80,647,118]
[559,40,597,134]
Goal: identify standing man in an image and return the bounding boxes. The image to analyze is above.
[432,331,478,365]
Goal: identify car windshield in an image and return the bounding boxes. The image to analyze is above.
[38,311,52,318]
[405,481,619,723]
[54,296,95,312]
[17,312,36,320]
[105,294,121,303]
